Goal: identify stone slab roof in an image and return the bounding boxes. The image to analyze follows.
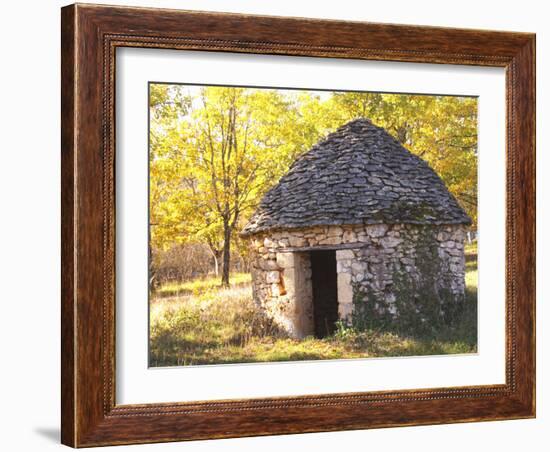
[242,118,471,236]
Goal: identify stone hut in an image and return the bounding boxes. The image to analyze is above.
[241,118,471,339]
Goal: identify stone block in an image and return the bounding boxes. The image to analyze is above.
[260,259,279,270]
[451,228,466,241]
[336,260,350,272]
[338,303,353,320]
[288,235,307,247]
[327,226,343,237]
[371,277,386,291]
[276,252,295,269]
[368,176,382,185]
[336,249,355,260]
[381,236,402,248]
[357,234,369,243]
[308,237,319,246]
[337,272,353,304]
[342,230,357,243]
[367,256,382,264]
[270,283,281,297]
[436,231,450,241]
[367,224,388,238]
[319,236,342,246]
[450,264,462,273]
[266,271,280,283]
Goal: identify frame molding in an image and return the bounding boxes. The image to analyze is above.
[61,3,535,447]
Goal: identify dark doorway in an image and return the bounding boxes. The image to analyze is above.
[310,250,338,338]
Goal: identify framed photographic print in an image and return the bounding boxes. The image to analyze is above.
[61,3,535,447]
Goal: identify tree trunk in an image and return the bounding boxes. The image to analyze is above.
[221,225,232,286]
[148,243,158,294]
[208,246,221,276]
[396,126,408,144]
[213,253,219,276]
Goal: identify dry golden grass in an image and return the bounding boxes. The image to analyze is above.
[150,246,478,367]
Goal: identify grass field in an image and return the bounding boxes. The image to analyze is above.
[149,245,478,367]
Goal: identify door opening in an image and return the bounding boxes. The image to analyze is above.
[310,250,338,338]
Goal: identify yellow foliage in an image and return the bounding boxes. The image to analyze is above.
[149,84,478,264]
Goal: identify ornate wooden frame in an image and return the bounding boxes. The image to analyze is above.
[61,3,536,447]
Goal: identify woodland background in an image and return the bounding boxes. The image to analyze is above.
[149,85,477,288]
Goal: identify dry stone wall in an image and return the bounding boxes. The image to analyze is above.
[248,223,467,338]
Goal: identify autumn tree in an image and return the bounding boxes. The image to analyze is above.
[150,86,303,286]
[149,84,193,288]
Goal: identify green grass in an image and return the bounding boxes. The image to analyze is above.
[150,251,478,367]
[156,272,251,298]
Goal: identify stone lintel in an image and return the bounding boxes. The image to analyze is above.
[277,242,368,253]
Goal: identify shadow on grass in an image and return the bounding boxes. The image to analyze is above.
[150,291,477,366]
[150,256,478,367]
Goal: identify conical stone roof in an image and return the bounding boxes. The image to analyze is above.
[241,118,471,236]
